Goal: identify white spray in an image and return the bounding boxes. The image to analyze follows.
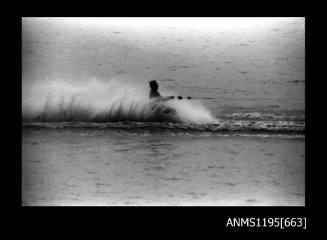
[22,78,217,124]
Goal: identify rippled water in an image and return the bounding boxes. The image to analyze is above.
[22,127,304,206]
[22,18,305,206]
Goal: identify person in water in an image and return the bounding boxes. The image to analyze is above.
[149,80,176,115]
[149,80,174,101]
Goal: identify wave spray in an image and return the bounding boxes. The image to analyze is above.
[22,78,217,124]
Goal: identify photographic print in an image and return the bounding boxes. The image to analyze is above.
[22,17,305,206]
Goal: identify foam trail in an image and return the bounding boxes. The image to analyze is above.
[22,78,217,124]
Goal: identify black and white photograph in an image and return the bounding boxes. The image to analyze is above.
[22,17,305,206]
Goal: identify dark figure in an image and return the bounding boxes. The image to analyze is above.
[149,80,174,101]
[149,80,161,99]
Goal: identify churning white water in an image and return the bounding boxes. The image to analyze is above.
[22,78,217,124]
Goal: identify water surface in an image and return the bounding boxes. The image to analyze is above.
[22,17,305,206]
